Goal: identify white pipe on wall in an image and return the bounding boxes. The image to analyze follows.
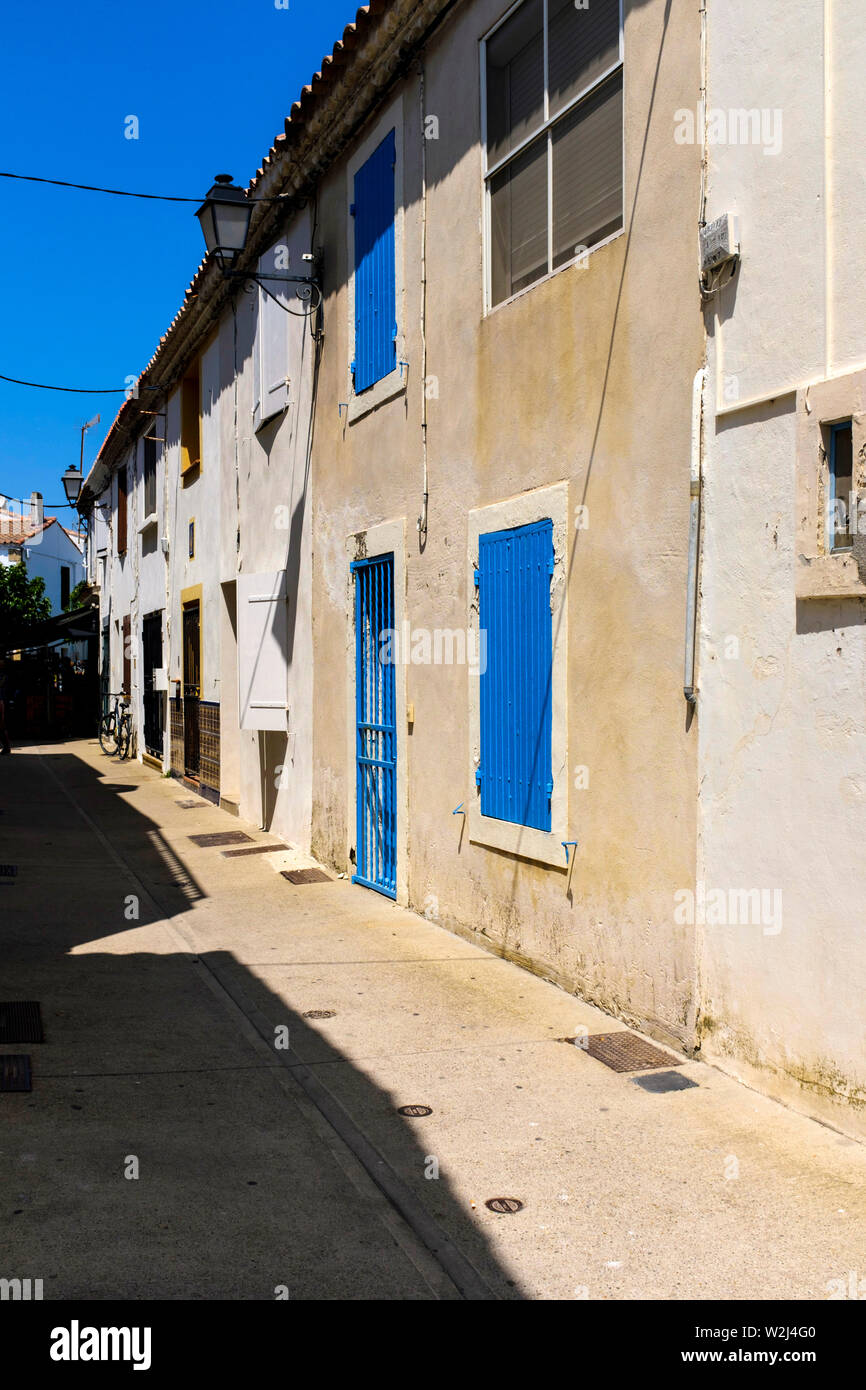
[684,367,705,705]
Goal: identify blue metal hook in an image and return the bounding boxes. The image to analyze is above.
[562,840,578,865]
[453,803,464,815]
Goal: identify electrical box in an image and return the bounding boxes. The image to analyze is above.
[700,213,740,273]
[153,668,168,691]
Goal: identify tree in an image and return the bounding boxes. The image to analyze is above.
[0,558,52,651]
[64,579,89,612]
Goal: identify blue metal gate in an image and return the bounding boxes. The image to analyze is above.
[352,553,397,897]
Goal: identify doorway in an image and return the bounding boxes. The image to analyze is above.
[352,552,396,898]
[182,599,201,778]
[142,610,164,760]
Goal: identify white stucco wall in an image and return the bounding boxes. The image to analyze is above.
[20,523,84,614]
[699,0,866,1134]
[216,209,315,845]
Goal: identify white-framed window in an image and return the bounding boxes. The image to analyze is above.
[481,0,623,310]
[346,98,406,422]
[827,420,854,553]
[467,482,569,866]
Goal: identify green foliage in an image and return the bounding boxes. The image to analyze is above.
[0,559,52,649]
[64,579,89,612]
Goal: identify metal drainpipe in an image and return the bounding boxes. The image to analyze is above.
[416,60,429,546]
[684,367,705,704]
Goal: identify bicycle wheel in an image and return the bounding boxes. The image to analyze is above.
[115,716,131,760]
[99,714,118,756]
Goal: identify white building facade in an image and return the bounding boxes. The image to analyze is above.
[697,0,866,1132]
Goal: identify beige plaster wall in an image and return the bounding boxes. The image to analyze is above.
[311,0,703,1047]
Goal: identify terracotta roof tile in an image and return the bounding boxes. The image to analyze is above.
[0,511,57,545]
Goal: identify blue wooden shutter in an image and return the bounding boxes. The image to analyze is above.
[352,129,396,392]
[478,519,553,831]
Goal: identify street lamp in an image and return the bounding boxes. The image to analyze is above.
[194,175,322,313]
[61,464,83,506]
[194,175,252,270]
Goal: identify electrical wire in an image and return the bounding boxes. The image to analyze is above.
[0,372,157,394]
[0,170,287,203]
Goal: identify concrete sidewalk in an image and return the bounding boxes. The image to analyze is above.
[2,738,865,1300]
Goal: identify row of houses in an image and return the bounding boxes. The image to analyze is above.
[81,0,866,1137]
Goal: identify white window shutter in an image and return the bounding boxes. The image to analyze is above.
[237,570,289,731]
[254,245,290,430]
[252,294,262,432]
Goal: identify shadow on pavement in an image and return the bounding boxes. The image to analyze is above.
[0,744,520,1299]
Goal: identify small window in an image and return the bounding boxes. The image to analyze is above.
[188,519,195,559]
[117,465,128,554]
[60,565,71,609]
[477,518,553,831]
[180,363,201,474]
[351,129,397,393]
[484,0,622,307]
[143,435,157,518]
[829,422,854,552]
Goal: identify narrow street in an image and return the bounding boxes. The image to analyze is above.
[2,738,865,1301]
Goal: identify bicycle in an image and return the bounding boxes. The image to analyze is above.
[99,692,133,759]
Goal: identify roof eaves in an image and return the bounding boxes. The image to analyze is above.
[85,0,457,500]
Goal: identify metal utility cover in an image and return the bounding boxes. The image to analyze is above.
[397,1105,432,1118]
[188,831,253,847]
[281,868,332,885]
[302,1009,336,1020]
[0,1002,44,1044]
[176,799,210,809]
[485,1197,524,1214]
[0,1055,32,1092]
[586,1033,683,1073]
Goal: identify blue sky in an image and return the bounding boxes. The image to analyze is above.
[0,0,355,514]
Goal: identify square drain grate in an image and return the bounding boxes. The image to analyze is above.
[0,1002,43,1044]
[281,868,332,885]
[0,1055,32,1092]
[188,831,253,848]
[585,1032,683,1073]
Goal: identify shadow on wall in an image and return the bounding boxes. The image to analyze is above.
[0,747,517,1299]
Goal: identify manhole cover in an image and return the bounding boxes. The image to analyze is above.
[397,1105,433,1117]
[281,868,332,885]
[586,1032,682,1073]
[0,1002,43,1044]
[632,1070,698,1093]
[485,1197,524,1214]
[0,1056,32,1092]
[188,831,253,848]
[176,799,209,809]
[302,1009,336,1020]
